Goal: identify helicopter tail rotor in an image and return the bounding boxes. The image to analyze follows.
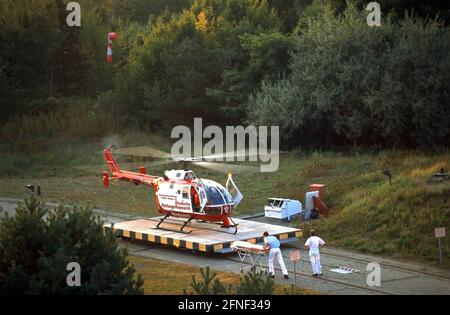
[104,147,120,174]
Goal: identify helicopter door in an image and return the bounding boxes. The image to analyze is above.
[175,184,192,212]
[226,174,243,207]
[194,181,207,213]
[190,186,202,212]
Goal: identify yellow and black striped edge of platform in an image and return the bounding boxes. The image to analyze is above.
[104,226,302,254]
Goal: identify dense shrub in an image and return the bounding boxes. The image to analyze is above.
[0,197,143,294]
[248,2,450,148]
[107,0,286,128]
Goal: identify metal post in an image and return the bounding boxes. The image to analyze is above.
[438,238,443,265]
[294,261,297,285]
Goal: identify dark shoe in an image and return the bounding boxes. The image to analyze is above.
[312,274,318,277]
[284,275,289,280]
[318,273,323,276]
[270,274,275,278]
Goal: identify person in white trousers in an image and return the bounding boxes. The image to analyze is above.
[263,231,289,279]
[304,229,325,277]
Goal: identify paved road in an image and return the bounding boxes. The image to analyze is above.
[1,198,449,295]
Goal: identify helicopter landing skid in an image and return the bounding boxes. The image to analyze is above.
[220,218,239,235]
[152,215,193,234]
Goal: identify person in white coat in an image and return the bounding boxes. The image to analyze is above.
[304,229,325,277]
[263,231,289,279]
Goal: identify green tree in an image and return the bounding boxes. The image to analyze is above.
[112,0,285,128]
[235,270,275,295]
[116,0,193,24]
[267,0,312,32]
[248,1,450,148]
[187,266,230,295]
[366,18,450,146]
[187,267,275,295]
[0,197,144,294]
[329,0,450,25]
[207,31,294,122]
[0,0,118,121]
[0,0,59,119]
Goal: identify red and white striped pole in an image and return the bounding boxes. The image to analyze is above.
[106,32,117,64]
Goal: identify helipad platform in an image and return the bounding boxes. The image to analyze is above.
[104,217,302,254]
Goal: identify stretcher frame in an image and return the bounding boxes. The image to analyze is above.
[232,246,269,274]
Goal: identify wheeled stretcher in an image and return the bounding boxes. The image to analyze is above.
[230,241,269,273]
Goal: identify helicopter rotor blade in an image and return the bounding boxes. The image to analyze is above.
[108,145,282,162]
[199,149,282,161]
[193,161,260,174]
[95,145,283,175]
[114,146,172,159]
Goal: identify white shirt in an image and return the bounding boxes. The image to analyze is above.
[305,236,325,253]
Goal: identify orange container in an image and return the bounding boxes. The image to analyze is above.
[308,184,326,199]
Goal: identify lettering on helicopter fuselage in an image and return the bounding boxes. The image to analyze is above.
[161,206,191,212]
[159,194,177,200]
[160,201,191,211]
[159,198,190,207]
[169,212,193,219]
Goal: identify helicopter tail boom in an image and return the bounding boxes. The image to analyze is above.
[104,148,160,188]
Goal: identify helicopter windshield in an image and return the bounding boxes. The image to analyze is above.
[204,185,233,205]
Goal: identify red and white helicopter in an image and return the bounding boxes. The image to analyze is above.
[102,146,247,234]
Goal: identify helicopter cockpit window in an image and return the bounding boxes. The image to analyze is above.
[204,185,233,205]
[205,186,225,205]
[184,172,196,180]
[216,186,233,204]
[182,187,190,199]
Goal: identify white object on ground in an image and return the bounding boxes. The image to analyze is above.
[264,198,302,221]
[330,266,360,274]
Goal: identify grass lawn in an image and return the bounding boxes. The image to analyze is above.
[0,131,448,266]
[127,255,317,295]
